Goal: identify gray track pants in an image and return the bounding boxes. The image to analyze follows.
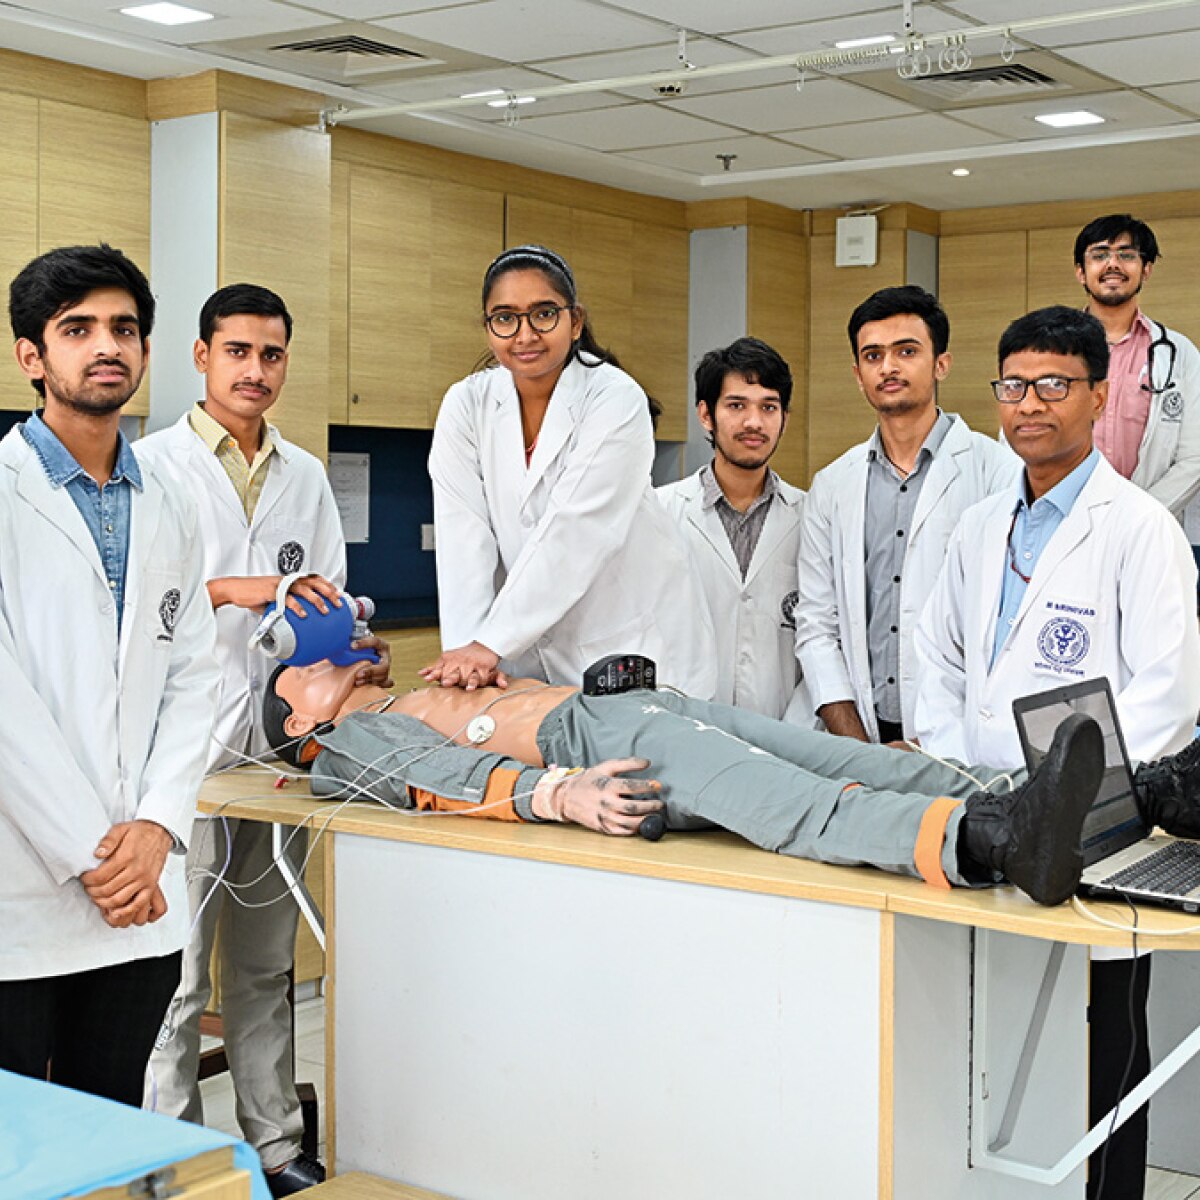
[537,691,1020,886]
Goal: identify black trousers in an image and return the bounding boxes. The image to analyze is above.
[1088,955,1152,1200]
[0,952,182,1108]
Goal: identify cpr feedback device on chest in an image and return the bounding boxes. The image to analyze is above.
[249,573,380,667]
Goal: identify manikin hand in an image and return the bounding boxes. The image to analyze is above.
[80,820,173,928]
[208,573,342,615]
[533,758,665,836]
[419,641,509,691]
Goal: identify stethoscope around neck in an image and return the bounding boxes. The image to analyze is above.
[1142,324,1178,396]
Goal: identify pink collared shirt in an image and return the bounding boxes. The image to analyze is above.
[1094,310,1153,479]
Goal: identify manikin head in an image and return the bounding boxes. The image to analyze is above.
[263,661,368,768]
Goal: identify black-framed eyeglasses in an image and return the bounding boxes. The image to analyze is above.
[990,376,1092,404]
[484,305,573,338]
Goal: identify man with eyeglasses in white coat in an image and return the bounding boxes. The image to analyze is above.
[914,304,1200,1200]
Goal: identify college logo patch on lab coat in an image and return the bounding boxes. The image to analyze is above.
[1162,388,1184,421]
[1037,616,1090,669]
[277,541,306,573]
[780,589,799,630]
[158,588,180,642]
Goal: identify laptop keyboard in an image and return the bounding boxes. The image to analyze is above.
[1101,841,1200,896]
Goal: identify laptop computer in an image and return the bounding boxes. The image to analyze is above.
[1012,677,1200,913]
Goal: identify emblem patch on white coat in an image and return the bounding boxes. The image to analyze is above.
[1162,389,1184,420]
[277,541,305,573]
[158,588,180,642]
[779,589,799,630]
[1037,616,1090,668]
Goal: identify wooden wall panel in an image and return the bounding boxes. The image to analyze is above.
[1027,226,1082,312]
[629,222,689,441]
[570,208,634,366]
[806,230,907,477]
[329,158,350,424]
[504,194,573,257]
[429,179,505,422]
[1135,217,1200,343]
[220,113,330,458]
[747,223,809,488]
[938,232,1029,436]
[0,93,39,411]
[347,164,431,429]
[39,100,151,416]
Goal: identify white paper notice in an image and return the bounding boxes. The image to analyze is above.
[329,451,370,544]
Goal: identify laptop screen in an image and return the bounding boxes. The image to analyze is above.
[1011,678,1147,868]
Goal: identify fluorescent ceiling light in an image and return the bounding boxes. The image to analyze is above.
[1035,110,1105,128]
[120,3,213,24]
[487,96,536,107]
[951,167,971,177]
[460,89,505,99]
[834,34,896,49]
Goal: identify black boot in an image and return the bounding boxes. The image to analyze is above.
[957,713,1104,906]
[1133,738,1200,838]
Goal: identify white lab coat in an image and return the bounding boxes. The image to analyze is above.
[429,358,716,696]
[914,456,1200,771]
[0,428,219,981]
[136,414,346,772]
[1128,318,1200,518]
[795,414,1017,741]
[657,469,812,721]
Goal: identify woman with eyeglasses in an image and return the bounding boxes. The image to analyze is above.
[422,244,715,695]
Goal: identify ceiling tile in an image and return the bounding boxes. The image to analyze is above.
[597,0,880,37]
[726,8,975,56]
[510,103,736,151]
[666,77,919,134]
[25,0,329,45]
[281,1,475,17]
[531,37,793,99]
[374,0,669,62]
[1146,80,1200,118]
[617,134,833,174]
[1052,30,1200,88]
[776,113,1007,158]
[948,90,1195,139]
[943,0,1200,48]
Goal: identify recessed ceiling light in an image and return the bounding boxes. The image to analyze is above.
[834,34,896,49]
[460,89,505,100]
[951,167,971,177]
[1034,110,1105,128]
[487,96,536,108]
[120,2,213,25]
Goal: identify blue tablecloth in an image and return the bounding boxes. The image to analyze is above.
[0,1069,271,1199]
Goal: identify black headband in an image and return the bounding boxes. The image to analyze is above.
[487,244,576,296]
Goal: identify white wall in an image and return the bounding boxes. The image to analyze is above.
[148,112,219,433]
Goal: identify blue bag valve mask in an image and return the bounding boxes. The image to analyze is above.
[249,573,380,667]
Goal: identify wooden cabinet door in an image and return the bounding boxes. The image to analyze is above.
[348,164,432,428]
[0,93,39,412]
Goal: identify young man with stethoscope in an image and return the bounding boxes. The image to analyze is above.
[1074,213,1200,521]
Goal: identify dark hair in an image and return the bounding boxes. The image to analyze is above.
[847,285,950,357]
[694,338,792,442]
[262,665,327,771]
[199,283,293,345]
[479,244,620,371]
[1073,214,1160,267]
[997,305,1109,382]
[9,244,154,397]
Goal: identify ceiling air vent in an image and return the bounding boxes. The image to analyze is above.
[908,62,1062,102]
[271,35,427,62]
